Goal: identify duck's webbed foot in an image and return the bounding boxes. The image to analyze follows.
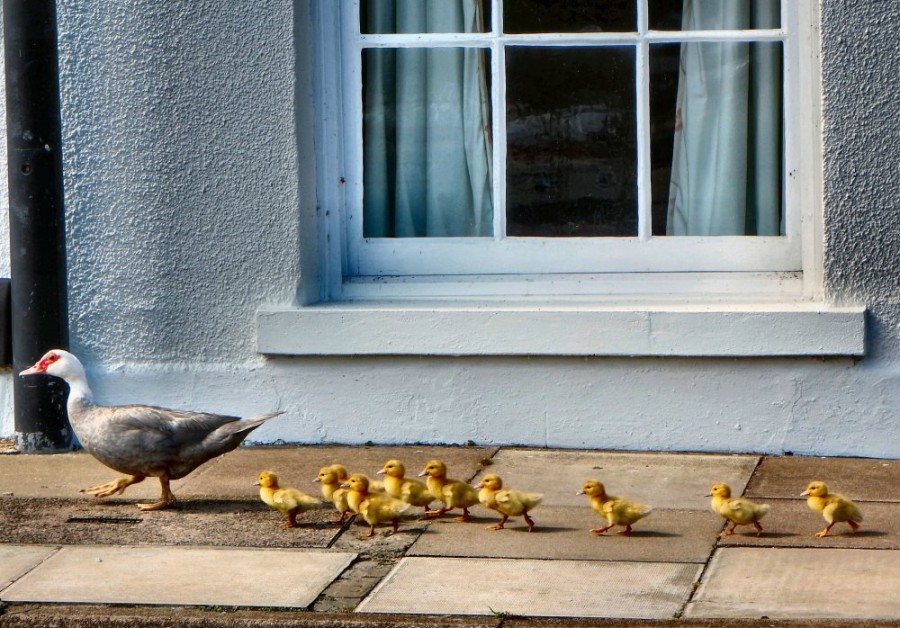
[81,475,145,499]
[137,476,176,511]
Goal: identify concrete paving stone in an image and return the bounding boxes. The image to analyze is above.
[0,545,356,608]
[0,452,188,501]
[481,449,760,510]
[409,506,722,563]
[183,444,498,498]
[746,455,900,501]
[356,556,701,619]
[685,547,900,619]
[716,499,900,550]
[0,545,58,592]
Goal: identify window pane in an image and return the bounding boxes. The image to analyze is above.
[361,0,490,34]
[506,47,637,237]
[362,48,494,238]
[656,41,783,236]
[649,0,780,31]
[504,0,635,33]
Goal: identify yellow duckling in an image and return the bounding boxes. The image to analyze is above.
[578,479,652,536]
[255,470,323,528]
[418,459,480,521]
[343,473,412,539]
[707,482,770,537]
[475,473,543,532]
[314,465,353,524]
[377,459,434,515]
[801,481,863,538]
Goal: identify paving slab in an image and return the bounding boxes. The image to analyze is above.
[481,449,760,509]
[183,444,497,498]
[685,547,900,619]
[0,452,188,500]
[409,507,721,563]
[0,545,58,592]
[0,496,342,548]
[0,545,356,608]
[356,556,701,619]
[715,499,900,549]
[746,455,900,501]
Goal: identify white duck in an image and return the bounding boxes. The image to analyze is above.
[20,349,282,511]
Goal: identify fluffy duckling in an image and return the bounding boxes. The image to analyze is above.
[314,465,353,524]
[707,482,770,537]
[343,473,412,539]
[418,459,480,521]
[256,471,323,528]
[801,481,863,538]
[578,479,652,536]
[378,459,434,515]
[475,473,543,532]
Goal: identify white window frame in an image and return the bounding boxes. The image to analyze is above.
[255,0,865,358]
[314,0,819,300]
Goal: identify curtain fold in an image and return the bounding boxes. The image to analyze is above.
[363,0,493,238]
[666,0,782,236]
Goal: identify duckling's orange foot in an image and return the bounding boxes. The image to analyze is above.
[718,530,735,538]
[815,529,829,538]
[616,526,633,536]
[590,526,613,535]
[487,523,505,531]
[422,507,449,519]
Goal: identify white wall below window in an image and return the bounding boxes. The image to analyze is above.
[8,356,888,459]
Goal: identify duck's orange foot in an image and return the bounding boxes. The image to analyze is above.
[82,475,144,499]
[137,496,176,511]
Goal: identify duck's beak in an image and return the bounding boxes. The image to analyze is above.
[19,364,42,376]
[376,469,386,475]
[417,470,427,477]
[705,492,713,497]
[473,483,483,489]
[253,482,260,487]
[575,490,584,496]
[800,490,809,497]
[312,478,321,483]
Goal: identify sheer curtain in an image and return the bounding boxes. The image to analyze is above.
[666,0,782,236]
[363,1,493,238]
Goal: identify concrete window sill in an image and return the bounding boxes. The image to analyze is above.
[256,302,866,357]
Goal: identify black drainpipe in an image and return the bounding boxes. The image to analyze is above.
[4,0,71,452]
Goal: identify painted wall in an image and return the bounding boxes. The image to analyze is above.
[1,2,898,457]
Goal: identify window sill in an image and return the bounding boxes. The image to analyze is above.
[256,302,865,357]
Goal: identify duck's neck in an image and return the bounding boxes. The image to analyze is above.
[61,368,94,416]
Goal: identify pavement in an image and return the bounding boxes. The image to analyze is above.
[1,444,899,627]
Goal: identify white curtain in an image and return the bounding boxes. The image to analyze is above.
[363,0,493,238]
[666,0,782,236]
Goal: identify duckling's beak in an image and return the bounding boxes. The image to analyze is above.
[473,483,483,489]
[575,490,584,496]
[376,469,386,475]
[340,482,350,489]
[705,492,712,497]
[312,478,321,483]
[253,481,260,487]
[800,490,810,497]
[417,470,427,477]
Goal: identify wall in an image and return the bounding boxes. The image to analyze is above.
[1,2,898,457]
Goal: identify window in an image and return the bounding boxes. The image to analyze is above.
[311,0,818,300]
[258,1,865,358]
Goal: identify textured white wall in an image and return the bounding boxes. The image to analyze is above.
[1,2,899,457]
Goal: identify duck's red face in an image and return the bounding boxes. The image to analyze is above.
[20,351,61,376]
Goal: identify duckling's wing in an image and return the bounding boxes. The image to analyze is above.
[496,489,543,515]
